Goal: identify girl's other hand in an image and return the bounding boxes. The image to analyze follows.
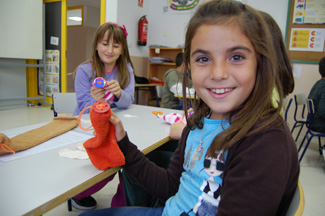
[170,121,186,140]
[106,80,122,99]
[109,111,126,142]
[90,86,106,102]
[187,108,194,116]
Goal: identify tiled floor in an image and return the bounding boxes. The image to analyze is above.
[0,104,324,215]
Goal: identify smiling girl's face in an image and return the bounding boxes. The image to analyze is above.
[190,23,257,120]
[96,30,122,71]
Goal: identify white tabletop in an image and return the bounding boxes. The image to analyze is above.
[0,104,183,216]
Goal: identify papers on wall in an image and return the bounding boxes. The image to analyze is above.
[293,64,302,78]
[289,28,325,52]
[293,0,325,24]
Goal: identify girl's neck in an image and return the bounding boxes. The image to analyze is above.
[210,112,229,120]
[104,64,117,73]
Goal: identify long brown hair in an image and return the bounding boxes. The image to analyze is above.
[182,0,283,154]
[260,11,294,97]
[73,23,134,89]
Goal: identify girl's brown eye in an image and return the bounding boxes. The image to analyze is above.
[196,56,209,63]
[231,55,244,61]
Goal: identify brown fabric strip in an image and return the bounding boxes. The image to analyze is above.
[0,117,78,155]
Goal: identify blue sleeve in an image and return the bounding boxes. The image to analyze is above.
[113,63,135,108]
[73,63,96,115]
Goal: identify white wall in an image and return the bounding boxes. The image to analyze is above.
[110,0,290,58]
[244,0,289,38]
[106,0,117,23]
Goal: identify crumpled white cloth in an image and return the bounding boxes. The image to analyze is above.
[59,142,88,160]
[123,114,137,118]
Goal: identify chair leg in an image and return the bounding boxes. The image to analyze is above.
[298,132,307,152]
[291,122,297,134]
[318,137,322,155]
[295,124,304,142]
[299,135,314,162]
[67,199,72,211]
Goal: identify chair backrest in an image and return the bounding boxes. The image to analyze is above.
[293,94,307,121]
[286,181,305,216]
[283,97,293,122]
[52,93,77,117]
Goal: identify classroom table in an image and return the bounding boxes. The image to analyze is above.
[174,94,199,100]
[0,104,183,216]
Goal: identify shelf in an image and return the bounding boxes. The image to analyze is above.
[148,47,183,81]
[146,47,183,106]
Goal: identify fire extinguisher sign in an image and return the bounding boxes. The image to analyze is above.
[138,0,143,7]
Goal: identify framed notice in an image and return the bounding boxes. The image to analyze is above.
[286,0,325,62]
[289,28,325,51]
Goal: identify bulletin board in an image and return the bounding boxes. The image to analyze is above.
[285,0,325,63]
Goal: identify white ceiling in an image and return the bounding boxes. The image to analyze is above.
[67,0,100,9]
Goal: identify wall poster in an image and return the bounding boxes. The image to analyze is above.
[38,50,60,97]
[289,28,325,51]
[293,0,325,24]
[163,0,200,14]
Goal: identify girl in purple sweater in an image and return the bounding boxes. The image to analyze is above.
[73,23,134,116]
[72,23,134,210]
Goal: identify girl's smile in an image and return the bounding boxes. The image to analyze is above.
[190,23,257,120]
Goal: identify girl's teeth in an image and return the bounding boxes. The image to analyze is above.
[212,88,230,94]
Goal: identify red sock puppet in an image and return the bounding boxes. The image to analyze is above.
[79,101,125,170]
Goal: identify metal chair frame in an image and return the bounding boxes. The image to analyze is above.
[291,94,307,142]
[284,97,293,122]
[297,99,325,162]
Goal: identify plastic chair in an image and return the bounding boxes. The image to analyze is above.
[291,94,307,141]
[297,99,325,162]
[52,93,77,117]
[283,97,293,122]
[285,181,304,216]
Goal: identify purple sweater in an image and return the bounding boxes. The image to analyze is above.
[118,117,299,216]
[73,62,135,116]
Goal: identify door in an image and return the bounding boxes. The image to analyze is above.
[66,0,102,92]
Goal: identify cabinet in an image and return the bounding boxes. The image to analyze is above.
[148,47,183,81]
[145,47,183,106]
